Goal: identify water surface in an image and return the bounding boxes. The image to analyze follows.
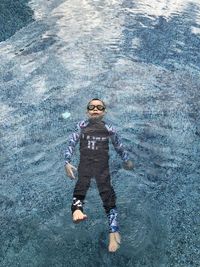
[0,0,199,266]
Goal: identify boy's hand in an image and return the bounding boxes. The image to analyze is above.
[122,160,134,170]
[65,163,77,179]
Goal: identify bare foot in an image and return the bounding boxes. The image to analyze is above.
[108,232,121,252]
[72,210,87,223]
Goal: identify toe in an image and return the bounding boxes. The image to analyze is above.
[114,233,121,244]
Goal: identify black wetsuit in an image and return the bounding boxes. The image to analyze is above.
[72,119,116,214]
[65,118,130,232]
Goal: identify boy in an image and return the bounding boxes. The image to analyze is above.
[64,98,133,252]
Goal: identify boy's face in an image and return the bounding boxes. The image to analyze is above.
[86,99,106,120]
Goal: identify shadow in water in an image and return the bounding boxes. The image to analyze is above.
[0,0,34,42]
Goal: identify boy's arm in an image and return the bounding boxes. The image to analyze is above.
[109,126,134,170]
[64,122,82,165]
[107,124,130,162]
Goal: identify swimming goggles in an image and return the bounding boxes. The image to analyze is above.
[87,105,105,111]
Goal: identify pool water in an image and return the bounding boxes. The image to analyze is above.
[0,0,199,266]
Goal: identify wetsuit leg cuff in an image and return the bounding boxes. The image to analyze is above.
[71,197,84,214]
[107,207,120,233]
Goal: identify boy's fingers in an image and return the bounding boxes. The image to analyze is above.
[122,160,134,170]
[70,165,77,170]
[69,170,76,179]
[71,165,77,170]
[66,163,77,170]
[66,169,72,178]
[65,164,76,178]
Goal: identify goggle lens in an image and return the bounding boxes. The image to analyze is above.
[87,105,105,111]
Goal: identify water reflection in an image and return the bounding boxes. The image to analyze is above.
[121,1,200,70]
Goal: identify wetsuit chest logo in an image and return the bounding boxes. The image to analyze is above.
[82,134,108,150]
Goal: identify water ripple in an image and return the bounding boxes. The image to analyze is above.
[0,0,199,266]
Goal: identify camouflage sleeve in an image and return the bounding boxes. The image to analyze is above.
[64,121,83,165]
[105,123,130,162]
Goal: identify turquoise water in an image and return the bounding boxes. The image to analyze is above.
[0,0,199,266]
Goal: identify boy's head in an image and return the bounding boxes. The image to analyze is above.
[86,98,106,121]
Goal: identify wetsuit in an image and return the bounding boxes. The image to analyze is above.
[65,118,130,232]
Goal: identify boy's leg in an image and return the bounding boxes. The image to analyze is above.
[95,166,121,252]
[71,168,91,222]
[95,167,117,216]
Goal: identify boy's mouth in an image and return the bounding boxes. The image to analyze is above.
[89,113,104,121]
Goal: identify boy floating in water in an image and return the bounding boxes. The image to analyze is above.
[65,98,133,252]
